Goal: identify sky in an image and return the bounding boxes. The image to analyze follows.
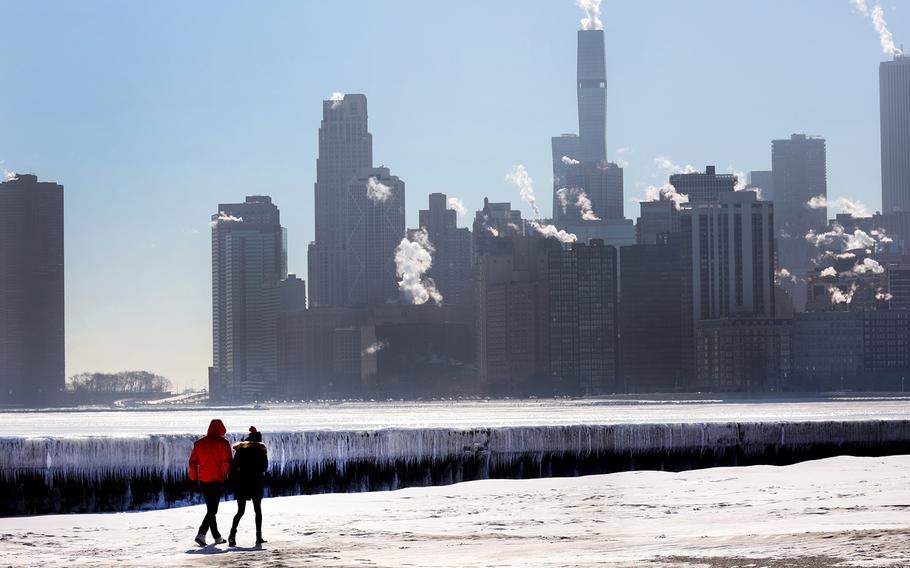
[0,0,905,390]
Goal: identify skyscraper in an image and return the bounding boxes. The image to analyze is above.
[346,166,404,307]
[547,239,618,395]
[880,55,910,214]
[308,94,373,307]
[576,29,607,163]
[419,193,473,307]
[0,174,65,406]
[772,133,827,309]
[669,165,736,204]
[681,191,776,321]
[211,196,285,402]
[551,28,622,222]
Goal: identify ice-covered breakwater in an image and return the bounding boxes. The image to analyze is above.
[3,420,910,516]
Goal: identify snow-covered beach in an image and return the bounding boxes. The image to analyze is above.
[0,455,907,567]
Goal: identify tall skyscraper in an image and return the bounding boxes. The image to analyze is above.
[681,191,776,321]
[419,193,473,307]
[772,133,827,309]
[669,165,736,204]
[577,29,607,163]
[0,174,65,406]
[346,166,404,307]
[880,55,910,214]
[747,170,775,201]
[211,196,285,402]
[551,28,622,222]
[620,239,687,392]
[308,94,373,308]
[546,239,618,395]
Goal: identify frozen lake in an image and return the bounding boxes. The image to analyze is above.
[2,397,910,437]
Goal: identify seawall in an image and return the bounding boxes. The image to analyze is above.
[2,420,909,516]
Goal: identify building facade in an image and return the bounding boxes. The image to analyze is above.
[211,196,285,402]
[346,167,405,307]
[881,55,910,215]
[0,174,65,405]
[669,166,736,204]
[681,191,776,321]
[308,94,373,307]
[419,193,473,308]
[546,240,618,395]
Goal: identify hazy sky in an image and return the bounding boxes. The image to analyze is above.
[0,1,904,390]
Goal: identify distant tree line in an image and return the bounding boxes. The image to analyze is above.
[67,371,172,394]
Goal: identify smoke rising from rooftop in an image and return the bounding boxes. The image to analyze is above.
[395,229,443,306]
[330,92,345,109]
[577,0,603,31]
[851,0,903,56]
[506,165,541,218]
[366,177,393,203]
[448,197,466,216]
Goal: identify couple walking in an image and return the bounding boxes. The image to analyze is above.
[188,419,268,547]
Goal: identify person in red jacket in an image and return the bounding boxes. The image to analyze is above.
[188,419,232,546]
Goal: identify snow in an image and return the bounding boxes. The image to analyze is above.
[0,455,907,567]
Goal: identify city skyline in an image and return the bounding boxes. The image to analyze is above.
[1,1,906,389]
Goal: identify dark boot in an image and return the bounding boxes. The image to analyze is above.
[228,529,236,547]
[255,533,266,546]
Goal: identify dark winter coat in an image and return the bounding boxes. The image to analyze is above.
[230,441,268,500]
[188,419,232,482]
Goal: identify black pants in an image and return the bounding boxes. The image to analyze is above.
[231,496,262,538]
[198,482,224,539]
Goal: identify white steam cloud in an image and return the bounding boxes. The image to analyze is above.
[876,290,894,301]
[852,257,885,274]
[506,164,540,218]
[643,183,689,210]
[577,0,603,31]
[395,228,443,306]
[366,176,393,203]
[654,156,697,175]
[561,155,580,166]
[775,267,800,284]
[529,220,577,244]
[806,195,870,218]
[829,283,858,305]
[362,340,389,356]
[851,0,903,56]
[556,187,600,220]
[210,213,243,227]
[820,266,838,278]
[448,197,466,216]
[805,224,878,252]
[330,92,345,109]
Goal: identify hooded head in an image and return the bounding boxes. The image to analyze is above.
[247,425,262,443]
[206,419,227,437]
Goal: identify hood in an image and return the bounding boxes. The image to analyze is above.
[233,440,267,450]
[207,419,227,437]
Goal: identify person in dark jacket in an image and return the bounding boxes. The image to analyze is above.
[228,426,269,547]
[188,419,232,547]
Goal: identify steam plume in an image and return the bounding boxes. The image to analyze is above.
[330,92,345,109]
[806,195,870,218]
[851,0,903,56]
[561,155,580,166]
[654,156,697,175]
[395,229,443,306]
[644,183,689,210]
[366,176,393,203]
[556,187,601,220]
[529,220,577,243]
[210,213,243,227]
[362,340,389,356]
[829,282,858,304]
[506,164,540,218]
[852,257,884,274]
[577,0,603,31]
[448,197,466,216]
[820,266,838,278]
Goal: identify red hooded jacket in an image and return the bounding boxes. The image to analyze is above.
[188,419,232,482]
